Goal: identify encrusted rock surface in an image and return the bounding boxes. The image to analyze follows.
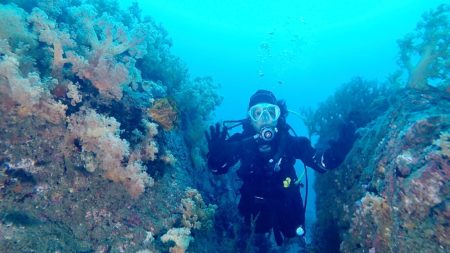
[313,89,449,253]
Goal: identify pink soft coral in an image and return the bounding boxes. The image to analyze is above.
[28,4,148,100]
[67,109,152,198]
[28,7,75,80]
[64,4,148,100]
[0,53,67,124]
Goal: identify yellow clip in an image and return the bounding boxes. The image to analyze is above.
[283,177,291,188]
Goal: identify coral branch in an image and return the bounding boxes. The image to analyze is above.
[397,4,450,90]
[29,7,75,79]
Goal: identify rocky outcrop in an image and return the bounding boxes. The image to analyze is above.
[313,89,449,253]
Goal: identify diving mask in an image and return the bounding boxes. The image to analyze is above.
[248,103,281,122]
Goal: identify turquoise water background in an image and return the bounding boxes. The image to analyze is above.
[120,0,444,130]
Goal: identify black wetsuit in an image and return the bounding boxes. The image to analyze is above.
[208,124,329,244]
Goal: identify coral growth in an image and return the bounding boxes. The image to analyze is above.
[0,53,67,124]
[181,187,217,230]
[160,187,217,253]
[149,98,178,130]
[434,131,450,157]
[0,4,36,50]
[0,1,223,252]
[161,151,177,166]
[67,109,153,198]
[161,227,193,253]
[29,7,75,79]
[347,193,393,252]
[30,3,147,99]
[397,4,450,90]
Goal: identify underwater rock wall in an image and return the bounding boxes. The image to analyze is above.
[312,88,449,252]
[310,5,449,252]
[0,0,227,252]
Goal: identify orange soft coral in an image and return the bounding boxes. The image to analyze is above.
[149,98,178,130]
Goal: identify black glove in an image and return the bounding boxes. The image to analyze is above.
[323,121,358,169]
[205,123,230,174]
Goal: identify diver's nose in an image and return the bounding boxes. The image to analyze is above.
[261,111,270,121]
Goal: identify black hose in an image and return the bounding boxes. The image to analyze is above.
[304,164,308,222]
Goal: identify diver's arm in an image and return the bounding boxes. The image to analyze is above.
[319,121,358,170]
[291,136,328,173]
[205,123,241,175]
[292,121,357,172]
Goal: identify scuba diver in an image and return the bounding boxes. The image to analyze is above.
[205,90,357,249]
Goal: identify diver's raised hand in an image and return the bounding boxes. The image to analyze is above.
[205,123,228,152]
[205,123,229,174]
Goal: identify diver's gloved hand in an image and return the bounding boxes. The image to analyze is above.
[205,123,230,174]
[323,121,358,169]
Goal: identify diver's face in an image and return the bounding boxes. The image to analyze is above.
[248,103,280,131]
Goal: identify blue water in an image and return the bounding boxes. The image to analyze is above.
[124,0,444,127]
[119,0,446,243]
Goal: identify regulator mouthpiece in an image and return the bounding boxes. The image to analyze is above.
[260,127,277,142]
